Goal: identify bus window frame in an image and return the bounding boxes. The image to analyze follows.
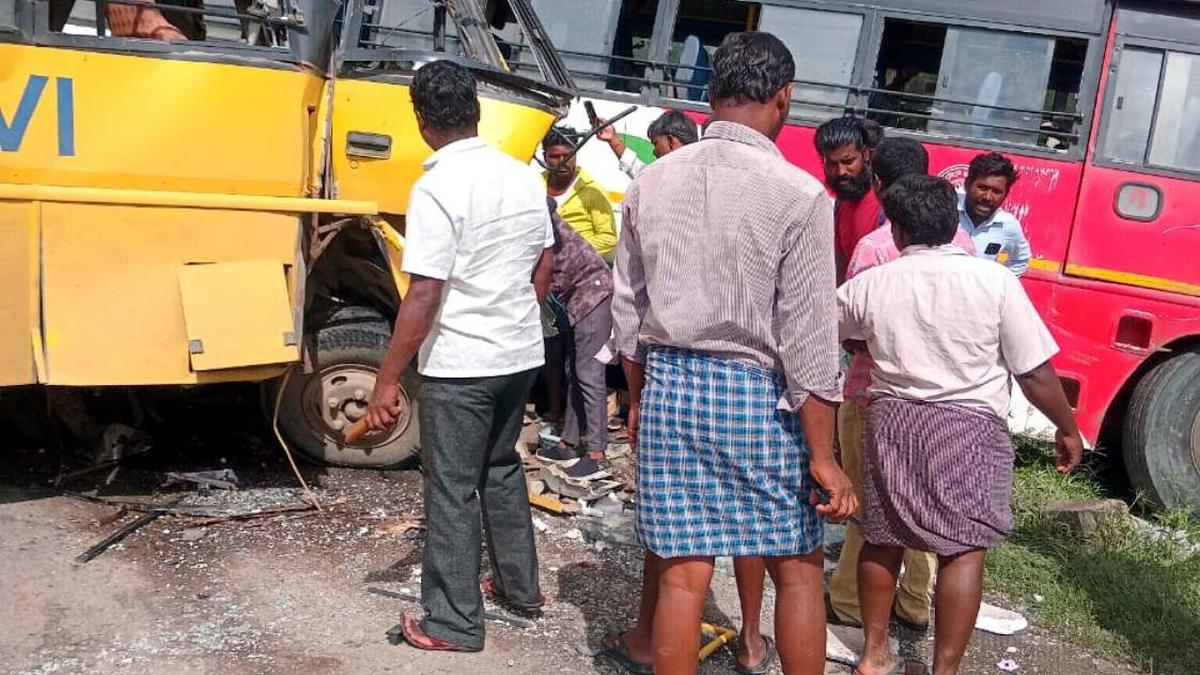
[858,7,1103,161]
[1094,35,1200,182]
[11,0,319,71]
[565,0,1106,161]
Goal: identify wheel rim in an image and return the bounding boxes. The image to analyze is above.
[299,364,411,451]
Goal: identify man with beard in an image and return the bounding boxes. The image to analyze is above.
[814,117,882,284]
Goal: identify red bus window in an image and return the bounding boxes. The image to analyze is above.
[1114,183,1162,221]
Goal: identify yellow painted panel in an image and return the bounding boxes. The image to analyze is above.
[331,79,556,214]
[180,260,298,371]
[41,203,300,385]
[0,201,39,384]
[0,44,322,197]
[1065,263,1200,297]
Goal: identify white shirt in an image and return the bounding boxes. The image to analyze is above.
[402,137,555,378]
[618,147,647,179]
[838,245,1058,418]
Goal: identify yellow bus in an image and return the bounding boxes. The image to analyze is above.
[0,0,573,467]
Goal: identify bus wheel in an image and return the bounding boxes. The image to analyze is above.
[1123,349,1200,516]
[275,308,420,469]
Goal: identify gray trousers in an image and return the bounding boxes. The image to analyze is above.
[418,368,540,649]
[561,297,613,452]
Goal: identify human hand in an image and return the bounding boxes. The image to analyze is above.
[809,458,858,523]
[1054,429,1084,473]
[365,380,404,434]
[596,117,616,143]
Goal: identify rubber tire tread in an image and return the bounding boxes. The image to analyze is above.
[1122,350,1200,514]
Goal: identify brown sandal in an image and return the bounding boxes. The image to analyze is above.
[397,613,481,653]
[482,578,547,617]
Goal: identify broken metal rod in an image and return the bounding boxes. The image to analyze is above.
[75,510,164,564]
[366,586,534,629]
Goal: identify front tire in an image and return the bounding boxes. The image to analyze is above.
[1123,350,1200,515]
[275,308,420,468]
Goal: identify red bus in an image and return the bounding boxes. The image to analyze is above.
[504,0,1200,513]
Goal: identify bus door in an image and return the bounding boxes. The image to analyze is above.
[328,0,572,215]
[1067,2,1200,301]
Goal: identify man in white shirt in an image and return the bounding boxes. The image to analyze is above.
[363,60,555,653]
[596,108,700,179]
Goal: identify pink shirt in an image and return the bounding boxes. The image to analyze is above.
[842,225,977,404]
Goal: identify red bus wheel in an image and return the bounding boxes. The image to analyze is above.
[1123,350,1200,516]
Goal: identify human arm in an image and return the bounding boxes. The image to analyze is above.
[365,275,444,432]
[621,357,645,451]
[532,247,553,306]
[586,188,619,261]
[596,117,627,160]
[778,197,856,522]
[999,275,1080,471]
[1015,361,1083,472]
[1008,218,1032,276]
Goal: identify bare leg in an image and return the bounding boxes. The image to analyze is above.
[932,549,986,675]
[857,543,904,675]
[653,556,714,675]
[733,556,767,668]
[615,550,661,664]
[765,550,826,674]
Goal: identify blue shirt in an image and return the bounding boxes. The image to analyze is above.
[957,192,1031,276]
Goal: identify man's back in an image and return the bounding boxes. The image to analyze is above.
[615,120,840,404]
[403,138,553,377]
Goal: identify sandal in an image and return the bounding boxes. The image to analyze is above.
[395,613,481,652]
[733,635,777,675]
[599,632,653,675]
[482,578,547,618]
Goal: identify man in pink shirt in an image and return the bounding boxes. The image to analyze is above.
[828,136,974,633]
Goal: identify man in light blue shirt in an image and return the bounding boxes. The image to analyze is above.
[958,152,1032,276]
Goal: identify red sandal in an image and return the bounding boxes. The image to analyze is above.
[397,613,481,653]
[482,578,547,617]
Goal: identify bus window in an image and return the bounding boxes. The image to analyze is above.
[360,0,464,54]
[757,5,861,119]
[1147,51,1200,173]
[520,0,625,92]
[869,18,1085,150]
[1102,47,1164,165]
[664,0,758,102]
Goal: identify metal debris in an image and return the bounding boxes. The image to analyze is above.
[165,469,240,491]
[76,511,166,564]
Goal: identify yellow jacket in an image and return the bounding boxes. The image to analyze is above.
[544,169,616,262]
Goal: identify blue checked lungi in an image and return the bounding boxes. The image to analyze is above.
[635,348,823,558]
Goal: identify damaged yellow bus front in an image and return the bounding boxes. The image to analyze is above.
[0,0,572,465]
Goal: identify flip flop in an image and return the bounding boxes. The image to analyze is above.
[599,632,653,675]
[482,577,547,618]
[396,613,481,652]
[733,635,777,675]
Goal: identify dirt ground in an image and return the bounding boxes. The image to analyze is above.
[0,395,1144,675]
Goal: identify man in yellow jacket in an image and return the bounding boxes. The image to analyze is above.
[543,129,617,263]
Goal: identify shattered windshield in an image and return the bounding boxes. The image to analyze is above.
[346,0,574,91]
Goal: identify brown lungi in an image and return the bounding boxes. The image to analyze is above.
[861,397,1014,557]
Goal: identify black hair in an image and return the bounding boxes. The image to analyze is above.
[542,126,577,152]
[647,109,699,145]
[410,60,480,132]
[862,119,885,149]
[966,151,1019,188]
[708,32,795,105]
[813,116,872,156]
[881,175,959,247]
[871,136,929,189]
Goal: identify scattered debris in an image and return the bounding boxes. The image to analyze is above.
[539,466,620,502]
[165,469,240,491]
[997,657,1020,672]
[976,602,1029,635]
[824,628,857,666]
[373,516,426,537]
[564,528,583,540]
[76,510,167,564]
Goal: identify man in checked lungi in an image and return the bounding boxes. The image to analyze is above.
[609,32,858,675]
[838,174,1082,675]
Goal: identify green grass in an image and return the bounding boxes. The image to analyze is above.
[985,437,1200,674]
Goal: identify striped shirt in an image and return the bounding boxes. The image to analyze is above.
[611,121,842,407]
